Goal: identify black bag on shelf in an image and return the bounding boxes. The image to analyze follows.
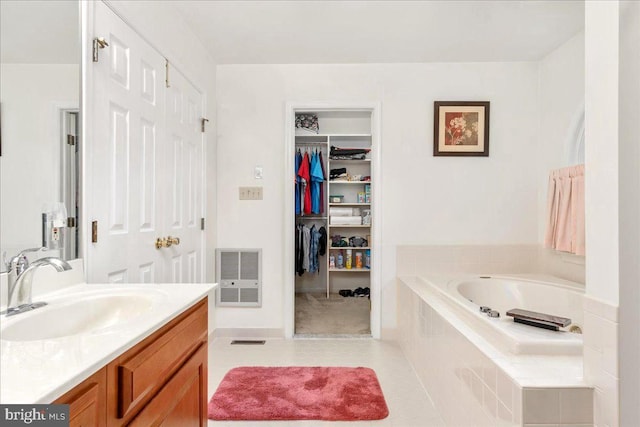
[331,235,348,247]
[349,236,368,247]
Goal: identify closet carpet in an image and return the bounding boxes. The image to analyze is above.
[295,293,371,335]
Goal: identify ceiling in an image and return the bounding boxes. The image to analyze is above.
[1,0,79,64]
[171,0,585,64]
[0,1,584,66]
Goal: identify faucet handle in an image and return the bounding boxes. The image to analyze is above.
[18,247,46,255]
[6,247,45,271]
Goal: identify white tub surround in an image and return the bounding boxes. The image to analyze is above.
[0,282,217,404]
[398,276,593,426]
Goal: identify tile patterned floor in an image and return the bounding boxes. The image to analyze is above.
[207,338,445,427]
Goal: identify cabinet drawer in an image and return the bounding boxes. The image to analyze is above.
[114,299,207,420]
[54,367,107,427]
[128,343,207,427]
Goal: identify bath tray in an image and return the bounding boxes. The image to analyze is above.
[506,308,571,331]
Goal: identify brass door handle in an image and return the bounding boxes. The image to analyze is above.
[156,236,180,249]
[167,236,180,246]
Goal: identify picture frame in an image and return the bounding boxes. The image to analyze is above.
[433,101,490,157]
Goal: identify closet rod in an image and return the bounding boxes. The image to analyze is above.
[295,141,328,145]
[297,216,328,220]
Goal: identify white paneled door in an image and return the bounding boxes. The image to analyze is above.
[163,64,205,284]
[88,1,204,284]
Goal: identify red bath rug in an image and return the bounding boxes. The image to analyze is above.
[208,366,389,421]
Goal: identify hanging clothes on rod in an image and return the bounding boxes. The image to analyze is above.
[295,144,326,216]
[297,150,311,215]
[319,150,326,214]
[310,149,325,215]
[309,225,319,273]
[295,223,327,276]
[295,143,327,276]
[295,148,303,215]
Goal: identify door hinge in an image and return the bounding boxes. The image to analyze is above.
[67,217,76,227]
[67,135,76,146]
[201,218,205,230]
[201,118,209,133]
[165,58,170,88]
[92,37,109,62]
[91,221,98,243]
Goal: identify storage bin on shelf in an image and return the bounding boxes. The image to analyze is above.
[330,216,362,225]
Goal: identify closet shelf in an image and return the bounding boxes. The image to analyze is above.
[328,268,371,273]
[329,247,370,250]
[328,181,371,185]
[329,225,371,228]
[297,216,328,220]
[296,133,372,138]
[329,203,370,206]
[328,159,371,163]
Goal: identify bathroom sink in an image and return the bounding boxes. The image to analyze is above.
[0,290,166,341]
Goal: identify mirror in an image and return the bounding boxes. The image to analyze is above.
[0,0,80,271]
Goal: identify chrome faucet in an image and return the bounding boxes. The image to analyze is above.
[2,248,72,317]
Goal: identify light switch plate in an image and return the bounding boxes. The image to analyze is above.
[254,166,263,179]
[239,186,263,200]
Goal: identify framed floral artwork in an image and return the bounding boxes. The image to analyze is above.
[433,101,490,156]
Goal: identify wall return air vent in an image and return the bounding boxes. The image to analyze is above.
[215,249,262,307]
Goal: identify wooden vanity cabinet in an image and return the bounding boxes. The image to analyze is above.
[54,297,208,427]
[107,298,208,426]
[127,343,207,426]
[54,367,107,427]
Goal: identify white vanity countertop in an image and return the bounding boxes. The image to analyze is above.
[0,282,217,404]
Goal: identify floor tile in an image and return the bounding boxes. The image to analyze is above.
[207,338,445,427]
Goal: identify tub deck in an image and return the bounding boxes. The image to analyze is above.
[399,275,586,388]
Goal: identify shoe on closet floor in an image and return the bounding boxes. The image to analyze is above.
[339,289,353,297]
[354,287,366,297]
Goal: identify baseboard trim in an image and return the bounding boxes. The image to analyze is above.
[212,328,284,339]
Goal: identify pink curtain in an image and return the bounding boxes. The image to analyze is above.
[544,164,585,256]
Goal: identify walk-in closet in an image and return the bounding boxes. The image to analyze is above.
[293,109,374,336]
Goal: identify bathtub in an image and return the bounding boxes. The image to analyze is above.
[433,275,584,355]
[398,275,591,426]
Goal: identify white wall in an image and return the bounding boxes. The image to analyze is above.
[0,64,79,260]
[584,2,622,426]
[585,2,620,306]
[618,1,640,424]
[215,62,540,333]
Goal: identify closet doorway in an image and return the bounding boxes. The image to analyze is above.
[285,105,381,338]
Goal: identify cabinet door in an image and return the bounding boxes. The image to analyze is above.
[107,299,207,424]
[128,344,207,427]
[54,368,107,427]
